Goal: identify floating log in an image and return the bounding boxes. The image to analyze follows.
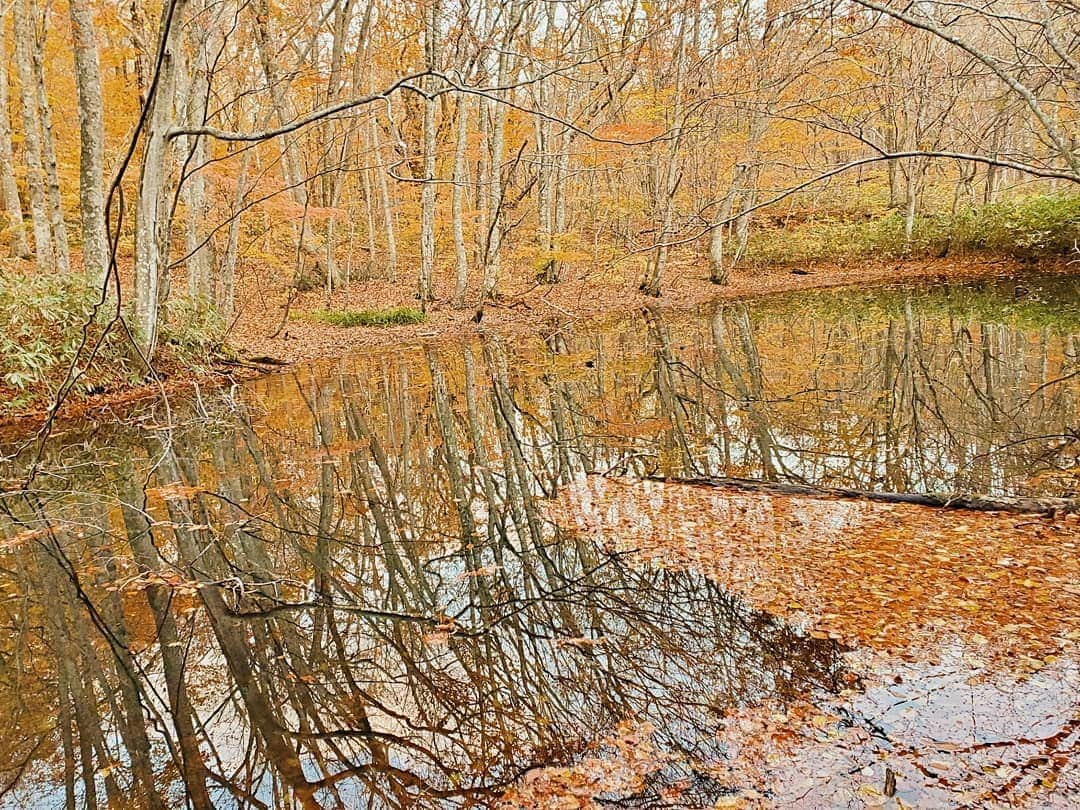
[643,474,1078,516]
[216,355,290,371]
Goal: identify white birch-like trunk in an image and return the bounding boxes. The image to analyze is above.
[641,13,688,296]
[361,128,377,278]
[451,95,469,306]
[534,0,557,283]
[481,100,507,300]
[418,0,439,304]
[474,97,489,274]
[28,0,70,273]
[481,57,512,301]
[182,25,212,302]
[12,0,53,272]
[68,0,108,283]
[0,15,29,259]
[708,183,737,284]
[220,149,250,320]
[372,117,398,279]
[133,0,187,356]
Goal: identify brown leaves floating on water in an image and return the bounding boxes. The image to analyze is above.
[500,722,671,809]
[530,478,1080,806]
[548,477,1080,662]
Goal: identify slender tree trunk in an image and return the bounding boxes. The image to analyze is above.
[0,17,29,259]
[12,0,53,272]
[731,169,760,265]
[251,0,327,280]
[535,0,559,284]
[68,0,108,282]
[452,94,470,307]
[641,14,688,297]
[125,0,151,103]
[481,87,507,302]
[361,144,377,278]
[134,0,188,356]
[475,97,490,276]
[553,125,571,273]
[418,0,439,305]
[373,117,398,279]
[480,1,523,304]
[220,148,250,319]
[903,160,919,250]
[534,97,556,283]
[28,0,70,274]
[708,177,739,285]
[182,28,212,302]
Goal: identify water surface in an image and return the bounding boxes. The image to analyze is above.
[1,272,1077,807]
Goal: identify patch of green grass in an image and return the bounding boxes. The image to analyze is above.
[305,306,426,328]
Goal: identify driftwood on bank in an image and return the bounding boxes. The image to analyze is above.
[644,474,1078,516]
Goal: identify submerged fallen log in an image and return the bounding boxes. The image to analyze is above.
[643,474,1079,516]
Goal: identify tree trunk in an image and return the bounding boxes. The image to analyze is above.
[251,0,328,281]
[182,26,212,303]
[903,160,919,250]
[133,0,188,356]
[28,0,70,274]
[481,88,507,302]
[220,148,250,319]
[480,0,524,304]
[640,13,688,297]
[648,473,1079,516]
[451,94,470,307]
[0,16,29,259]
[418,0,439,305]
[534,1,558,284]
[708,182,738,285]
[373,117,398,279]
[68,0,108,283]
[12,0,53,272]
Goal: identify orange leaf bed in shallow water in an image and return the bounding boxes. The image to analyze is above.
[512,478,1080,808]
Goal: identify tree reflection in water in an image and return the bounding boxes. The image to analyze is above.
[0,273,1076,807]
[0,440,844,805]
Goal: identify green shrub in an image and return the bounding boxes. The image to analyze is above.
[160,296,226,355]
[0,272,229,416]
[0,272,134,413]
[303,307,426,327]
[950,194,1080,256]
[743,193,1080,266]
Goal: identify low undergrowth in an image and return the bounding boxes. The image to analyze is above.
[744,193,1080,267]
[0,271,224,417]
[303,307,426,327]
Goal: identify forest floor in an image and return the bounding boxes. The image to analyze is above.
[230,253,1058,362]
[1,253,1069,434]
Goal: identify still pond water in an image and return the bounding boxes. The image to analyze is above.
[0,273,1078,807]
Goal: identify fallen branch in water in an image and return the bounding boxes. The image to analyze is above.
[216,355,291,371]
[642,474,1078,516]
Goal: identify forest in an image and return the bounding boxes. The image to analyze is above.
[0,0,1079,808]
[0,0,1077,414]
